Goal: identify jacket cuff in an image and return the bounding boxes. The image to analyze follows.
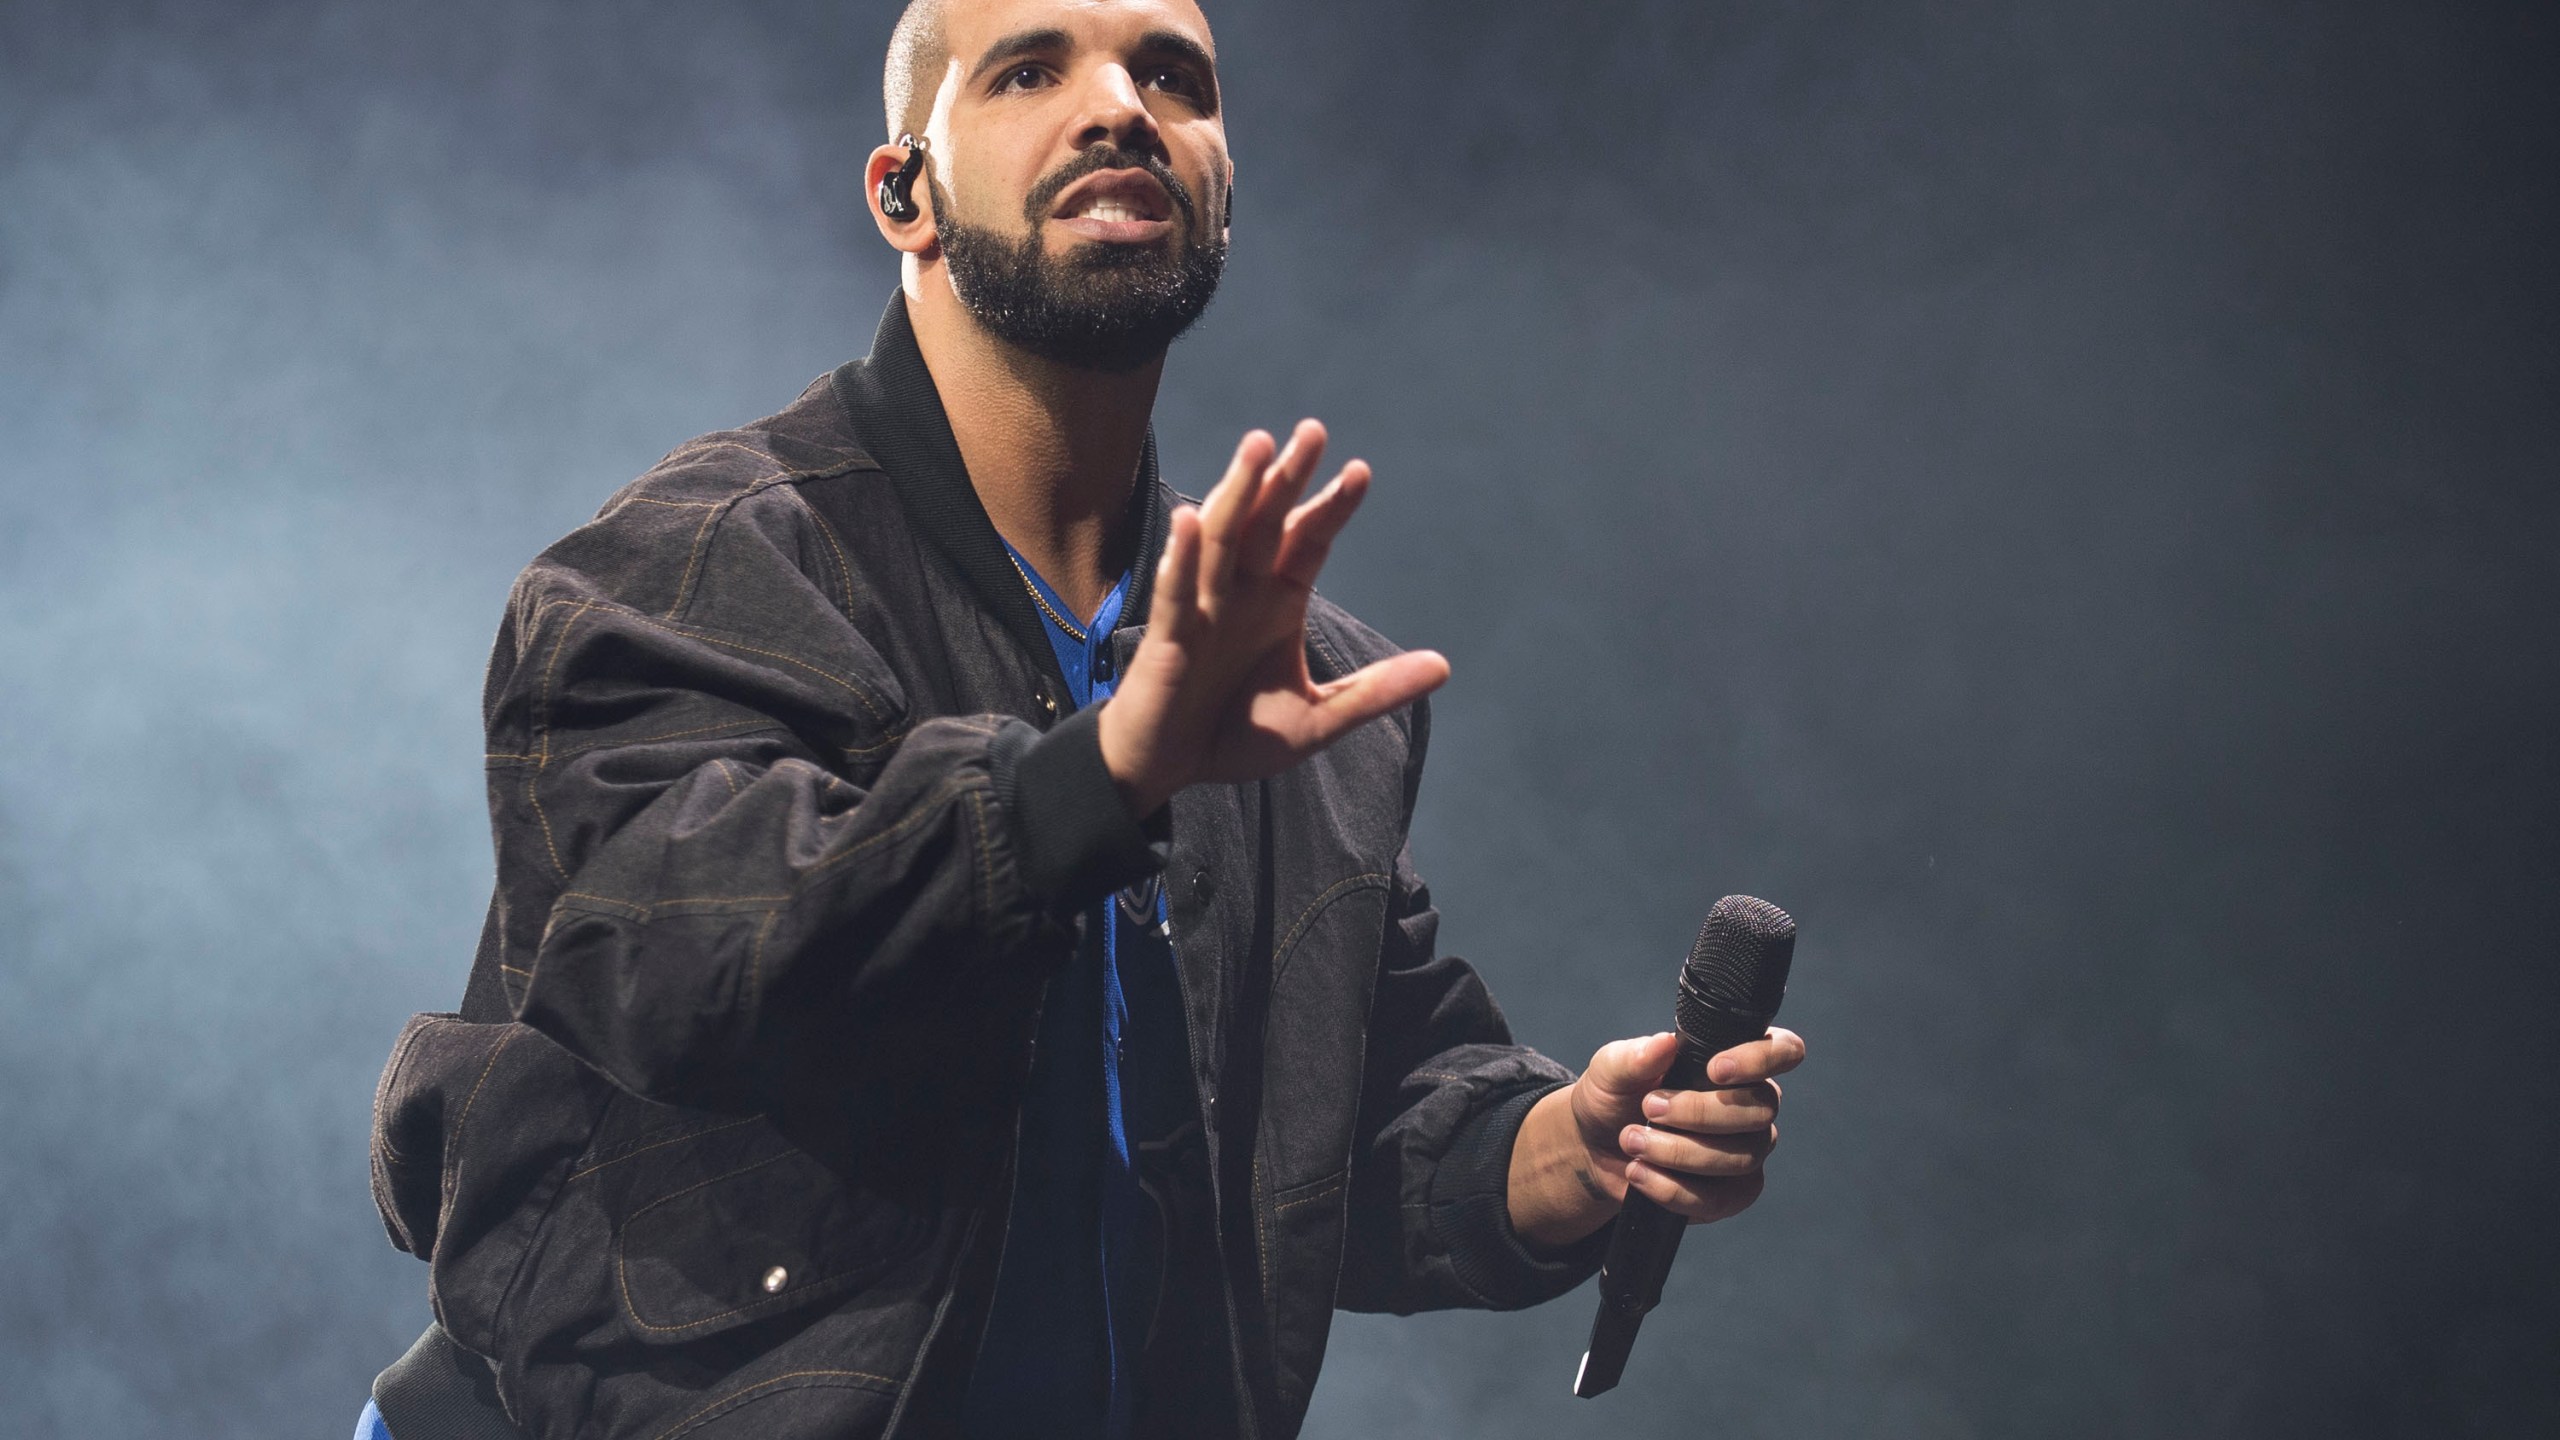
[1428,1079,1612,1308]
[992,706,1167,914]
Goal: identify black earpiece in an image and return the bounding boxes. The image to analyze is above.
[879,134,928,222]
[1222,177,1234,229]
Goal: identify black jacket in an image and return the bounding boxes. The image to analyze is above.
[369,296,1605,1440]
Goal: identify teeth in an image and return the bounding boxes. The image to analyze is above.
[1083,201,1140,222]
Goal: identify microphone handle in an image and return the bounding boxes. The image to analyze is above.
[1573,1022,1766,1398]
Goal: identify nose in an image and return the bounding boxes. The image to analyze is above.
[1070,62,1165,160]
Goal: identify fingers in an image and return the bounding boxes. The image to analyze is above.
[1296,649,1450,749]
[1581,1032,1681,1106]
[1272,460,1371,591]
[1199,429,1277,594]
[1641,1079,1780,1134]
[1706,1026,1807,1086]
[1621,1164,1765,1225]
[1203,421,1331,596]
[1149,503,1204,639]
[1236,419,1326,579]
[1619,1119,1776,1178]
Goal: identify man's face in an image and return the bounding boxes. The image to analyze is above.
[922,0,1231,372]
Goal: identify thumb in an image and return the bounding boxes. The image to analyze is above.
[1303,650,1451,750]
[1579,1032,1680,1115]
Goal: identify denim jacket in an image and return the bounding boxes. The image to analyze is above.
[369,295,1606,1440]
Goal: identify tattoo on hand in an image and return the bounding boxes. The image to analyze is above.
[1574,1164,1611,1204]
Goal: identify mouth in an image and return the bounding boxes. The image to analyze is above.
[1049,168,1177,243]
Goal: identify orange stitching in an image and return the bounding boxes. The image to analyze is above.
[657,439,782,467]
[1255,1152,1272,1299]
[1271,873,1392,984]
[620,1152,790,1228]
[533,600,595,769]
[371,1022,433,1163]
[843,728,908,760]
[712,759,743,799]
[527,600,595,879]
[564,1116,762,1185]
[1307,626,1351,683]
[746,908,781,1010]
[672,629,892,724]
[665,500,729,621]
[783,484,858,615]
[1274,1180,1344,1213]
[966,788,994,931]
[547,775,966,918]
[615,1154,827,1334]
[653,469,831,620]
[526,773,568,881]
[444,1028,521,1196]
[658,438,848,471]
[544,719,785,766]
[606,495,722,511]
[555,890,790,913]
[646,1369,902,1440]
[515,591,897,729]
[796,775,973,886]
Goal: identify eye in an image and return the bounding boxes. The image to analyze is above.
[995,63,1051,94]
[1141,65,1203,100]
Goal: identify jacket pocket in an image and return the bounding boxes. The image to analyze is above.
[1264,1166,1349,1421]
[371,1011,515,1258]
[609,1125,934,1341]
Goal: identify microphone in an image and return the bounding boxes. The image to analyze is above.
[1573,894,1796,1399]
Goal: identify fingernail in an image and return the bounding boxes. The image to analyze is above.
[1643,1092,1670,1120]
[1620,1126,1647,1156]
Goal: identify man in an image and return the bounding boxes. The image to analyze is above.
[361,1,1804,1436]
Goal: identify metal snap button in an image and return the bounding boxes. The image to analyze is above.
[761,1265,789,1294]
[1033,679,1058,720]
[1190,867,1216,904]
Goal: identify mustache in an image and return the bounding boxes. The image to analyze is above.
[1023,144,1199,227]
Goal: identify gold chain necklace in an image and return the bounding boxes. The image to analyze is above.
[1004,548,1089,644]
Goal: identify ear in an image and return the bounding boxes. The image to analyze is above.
[1220,157,1237,239]
[866,142,938,255]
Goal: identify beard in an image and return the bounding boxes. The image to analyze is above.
[933,147,1228,374]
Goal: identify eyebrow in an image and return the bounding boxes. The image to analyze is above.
[1131,29,1217,82]
[966,25,1221,102]
[967,27,1072,85]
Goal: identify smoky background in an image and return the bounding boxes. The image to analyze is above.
[3,0,2554,1435]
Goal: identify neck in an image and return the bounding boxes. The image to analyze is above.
[905,267,1162,625]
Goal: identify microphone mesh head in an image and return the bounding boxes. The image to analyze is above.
[1676,895,1796,1035]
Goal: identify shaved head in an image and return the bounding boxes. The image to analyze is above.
[883,0,947,140]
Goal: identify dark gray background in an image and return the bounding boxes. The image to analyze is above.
[3,0,2554,1434]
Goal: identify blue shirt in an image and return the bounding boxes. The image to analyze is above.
[962,548,1192,1440]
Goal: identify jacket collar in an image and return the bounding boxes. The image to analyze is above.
[829,293,1169,688]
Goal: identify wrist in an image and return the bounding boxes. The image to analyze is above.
[1508,1086,1621,1248]
[1095,698,1176,820]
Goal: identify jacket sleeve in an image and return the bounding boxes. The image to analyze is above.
[1333,700,1612,1314]
[477,480,1160,1112]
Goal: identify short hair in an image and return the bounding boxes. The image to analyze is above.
[883,0,948,141]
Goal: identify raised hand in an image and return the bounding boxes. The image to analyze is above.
[1096,419,1450,817]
